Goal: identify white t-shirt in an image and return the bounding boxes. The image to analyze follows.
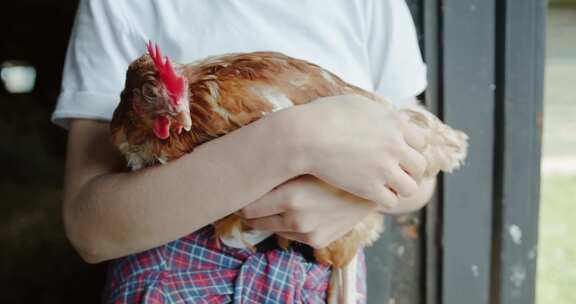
[52,0,427,128]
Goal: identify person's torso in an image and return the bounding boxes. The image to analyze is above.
[117,0,375,91]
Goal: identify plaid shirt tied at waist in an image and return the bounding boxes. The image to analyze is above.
[104,226,366,304]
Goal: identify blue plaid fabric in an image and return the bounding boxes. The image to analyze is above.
[103,226,366,303]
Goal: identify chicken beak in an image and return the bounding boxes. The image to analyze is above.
[176,111,192,131]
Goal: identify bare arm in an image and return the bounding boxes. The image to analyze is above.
[64,112,299,263]
[238,174,436,248]
[63,95,427,263]
[237,96,437,247]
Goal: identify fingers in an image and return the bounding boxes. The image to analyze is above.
[400,117,426,152]
[384,166,418,198]
[238,177,310,219]
[374,184,400,209]
[277,214,363,249]
[244,213,316,233]
[237,188,285,219]
[243,215,291,232]
[399,145,427,182]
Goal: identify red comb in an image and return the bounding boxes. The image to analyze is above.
[147,41,185,107]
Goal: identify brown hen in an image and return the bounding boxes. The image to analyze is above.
[110,42,468,303]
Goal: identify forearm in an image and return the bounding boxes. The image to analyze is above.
[64,112,300,263]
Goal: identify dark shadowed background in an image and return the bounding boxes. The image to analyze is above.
[1,1,107,303]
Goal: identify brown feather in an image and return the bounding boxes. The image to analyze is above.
[110,51,468,268]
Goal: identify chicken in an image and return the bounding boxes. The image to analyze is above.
[110,42,468,303]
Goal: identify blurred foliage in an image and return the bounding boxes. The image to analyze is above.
[550,0,576,5]
[537,6,576,304]
[537,175,576,304]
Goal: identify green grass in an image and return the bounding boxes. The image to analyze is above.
[536,175,576,304]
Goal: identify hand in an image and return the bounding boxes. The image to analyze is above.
[289,94,427,208]
[238,175,377,248]
[379,176,437,214]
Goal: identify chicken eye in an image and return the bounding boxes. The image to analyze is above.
[141,83,159,102]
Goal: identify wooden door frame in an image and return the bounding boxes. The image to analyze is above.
[423,0,545,304]
[365,1,545,303]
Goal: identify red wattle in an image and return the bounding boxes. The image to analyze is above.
[153,116,171,140]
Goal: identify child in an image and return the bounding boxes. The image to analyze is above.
[53,0,433,302]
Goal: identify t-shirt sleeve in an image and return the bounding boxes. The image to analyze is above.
[51,0,141,129]
[366,0,427,105]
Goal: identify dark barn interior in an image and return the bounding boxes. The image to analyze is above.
[1,1,107,303]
